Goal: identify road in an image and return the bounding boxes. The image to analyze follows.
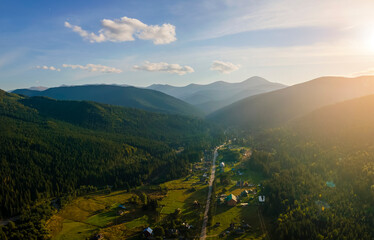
[200,147,218,240]
[258,207,270,240]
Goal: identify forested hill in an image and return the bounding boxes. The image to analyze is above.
[208,76,374,130]
[13,84,202,117]
[291,94,374,146]
[0,89,222,218]
[245,94,374,239]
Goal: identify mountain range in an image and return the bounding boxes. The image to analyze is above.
[13,85,202,117]
[292,93,374,144]
[147,76,286,113]
[208,76,374,130]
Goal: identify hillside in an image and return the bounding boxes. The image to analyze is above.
[148,76,286,113]
[0,89,221,219]
[13,85,202,117]
[208,76,374,130]
[291,94,374,146]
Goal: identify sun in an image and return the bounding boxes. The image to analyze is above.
[364,30,374,53]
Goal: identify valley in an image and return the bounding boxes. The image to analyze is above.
[1,76,374,240]
[41,143,269,240]
[3,1,374,239]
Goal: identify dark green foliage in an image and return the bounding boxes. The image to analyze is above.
[1,201,53,240]
[245,130,374,239]
[13,84,202,117]
[153,226,165,237]
[218,148,240,163]
[219,173,231,186]
[0,89,223,220]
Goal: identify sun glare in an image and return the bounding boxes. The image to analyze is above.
[364,30,374,53]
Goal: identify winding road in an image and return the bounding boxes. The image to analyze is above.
[200,147,218,240]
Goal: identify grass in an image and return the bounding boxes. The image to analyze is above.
[85,204,118,227]
[47,145,265,240]
[47,190,136,239]
[207,205,266,240]
[231,168,265,184]
[48,172,208,239]
[54,219,98,240]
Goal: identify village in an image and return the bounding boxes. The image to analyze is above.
[46,142,269,240]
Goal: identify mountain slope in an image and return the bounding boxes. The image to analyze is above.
[208,76,374,130]
[148,76,286,113]
[13,85,202,117]
[0,89,221,218]
[292,93,374,145]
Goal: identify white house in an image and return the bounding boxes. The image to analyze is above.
[220,162,225,168]
[259,196,265,203]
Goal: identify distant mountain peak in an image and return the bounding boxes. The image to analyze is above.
[27,86,48,91]
[147,77,287,114]
[208,75,374,130]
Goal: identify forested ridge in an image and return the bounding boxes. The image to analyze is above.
[0,89,222,220]
[244,96,374,239]
[13,84,203,117]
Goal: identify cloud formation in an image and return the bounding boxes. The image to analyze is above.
[62,64,122,73]
[210,60,240,74]
[133,61,194,75]
[36,65,61,71]
[65,16,176,45]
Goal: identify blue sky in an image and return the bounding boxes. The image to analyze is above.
[2,0,374,90]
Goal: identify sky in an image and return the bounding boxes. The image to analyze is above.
[2,0,374,91]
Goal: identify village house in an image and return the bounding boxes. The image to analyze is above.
[226,194,238,206]
[259,196,265,203]
[143,227,153,238]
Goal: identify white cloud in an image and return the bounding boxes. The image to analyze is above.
[64,22,106,43]
[133,61,194,75]
[65,16,176,45]
[36,65,61,71]
[62,64,122,73]
[210,60,240,74]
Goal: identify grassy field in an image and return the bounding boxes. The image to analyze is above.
[207,205,266,239]
[47,190,148,239]
[47,161,210,239]
[53,219,97,240]
[46,144,269,240]
[209,145,270,239]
